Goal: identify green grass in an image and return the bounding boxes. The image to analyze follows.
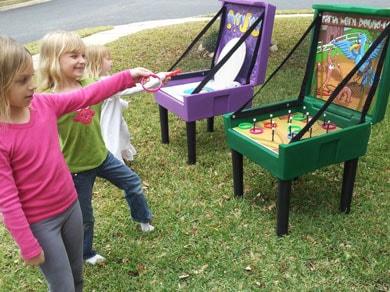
[0,0,30,8]
[276,9,313,15]
[204,8,313,17]
[1,17,389,291]
[24,26,113,55]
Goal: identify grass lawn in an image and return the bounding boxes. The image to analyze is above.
[0,0,30,8]
[24,26,113,55]
[276,9,313,15]
[1,16,389,291]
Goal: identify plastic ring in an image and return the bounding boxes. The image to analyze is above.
[292,113,306,121]
[249,127,264,134]
[321,122,337,130]
[264,122,277,128]
[287,125,301,139]
[289,125,301,131]
[238,122,253,129]
[141,74,162,93]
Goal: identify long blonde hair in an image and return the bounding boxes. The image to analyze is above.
[0,35,32,121]
[85,45,111,79]
[37,31,86,90]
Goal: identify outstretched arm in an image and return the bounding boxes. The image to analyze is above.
[117,71,176,97]
[37,68,152,117]
[116,72,162,97]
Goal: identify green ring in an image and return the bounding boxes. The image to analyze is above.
[289,125,302,132]
[292,113,306,121]
[238,122,253,129]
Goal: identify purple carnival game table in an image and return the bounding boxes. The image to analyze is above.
[154,0,275,164]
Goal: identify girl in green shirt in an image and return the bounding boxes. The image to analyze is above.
[38,31,154,265]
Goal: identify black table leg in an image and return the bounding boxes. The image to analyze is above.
[340,158,359,213]
[186,121,196,164]
[232,150,243,197]
[207,117,214,132]
[277,179,292,236]
[159,105,169,144]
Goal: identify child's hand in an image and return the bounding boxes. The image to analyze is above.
[158,69,181,84]
[25,251,45,266]
[129,67,154,84]
[158,72,172,85]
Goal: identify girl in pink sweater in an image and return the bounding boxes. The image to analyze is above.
[0,35,152,291]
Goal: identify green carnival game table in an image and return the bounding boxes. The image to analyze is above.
[223,4,390,236]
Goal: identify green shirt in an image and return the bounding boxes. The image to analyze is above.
[57,79,108,173]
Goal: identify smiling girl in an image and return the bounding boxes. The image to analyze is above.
[38,31,154,266]
[0,34,151,291]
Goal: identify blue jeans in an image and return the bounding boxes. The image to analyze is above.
[72,152,152,259]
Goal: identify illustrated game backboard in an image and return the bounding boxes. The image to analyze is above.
[315,13,389,112]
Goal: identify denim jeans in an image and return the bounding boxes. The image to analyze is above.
[72,152,152,259]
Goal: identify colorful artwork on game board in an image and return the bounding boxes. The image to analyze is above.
[161,3,266,100]
[233,112,342,154]
[222,3,264,85]
[315,13,390,112]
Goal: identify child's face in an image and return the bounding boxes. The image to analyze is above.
[101,56,113,76]
[59,51,86,81]
[8,61,36,109]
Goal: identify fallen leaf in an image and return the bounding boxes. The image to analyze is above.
[266,203,276,211]
[137,263,146,273]
[179,273,190,280]
[306,260,316,271]
[128,270,139,277]
[193,264,208,274]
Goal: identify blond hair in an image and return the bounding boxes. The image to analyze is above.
[85,45,111,79]
[0,35,32,121]
[37,31,86,90]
